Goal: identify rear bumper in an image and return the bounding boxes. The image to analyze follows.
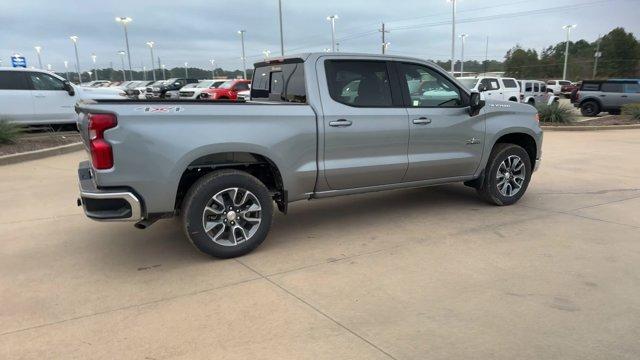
[77,161,142,222]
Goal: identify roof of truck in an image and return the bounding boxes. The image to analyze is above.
[254,52,439,68]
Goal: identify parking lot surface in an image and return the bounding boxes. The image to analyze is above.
[2,130,640,359]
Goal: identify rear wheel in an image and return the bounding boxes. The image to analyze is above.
[477,143,532,206]
[181,170,273,258]
[580,101,600,117]
[527,99,535,106]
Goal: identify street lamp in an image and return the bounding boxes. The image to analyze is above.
[115,16,133,80]
[63,60,70,80]
[69,36,81,84]
[117,51,127,81]
[326,15,339,52]
[562,24,577,80]
[91,53,98,80]
[34,46,43,69]
[459,33,468,76]
[263,49,271,60]
[146,41,156,81]
[383,42,390,54]
[161,64,166,80]
[209,59,216,79]
[278,0,285,56]
[448,0,456,74]
[184,62,188,78]
[238,30,247,79]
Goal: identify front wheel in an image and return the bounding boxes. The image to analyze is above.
[477,143,532,206]
[181,170,273,258]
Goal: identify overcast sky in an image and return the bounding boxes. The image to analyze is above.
[1,0,638,72]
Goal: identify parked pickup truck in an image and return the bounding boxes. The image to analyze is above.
[76,53,543,258]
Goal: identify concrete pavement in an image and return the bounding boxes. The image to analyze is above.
[1,130,640,359]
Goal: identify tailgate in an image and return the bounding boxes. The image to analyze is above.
[75,109,91,151]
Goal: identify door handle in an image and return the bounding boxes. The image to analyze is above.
[599,95,606,97]
[621,95,628,98]
[412,117,432,125]
[329,119,352,127]
[34,94,45,98]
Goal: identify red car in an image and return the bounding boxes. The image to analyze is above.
[200,79,251,101]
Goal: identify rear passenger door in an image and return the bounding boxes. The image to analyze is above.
[319,59,409,190]
[0,71,34,124]
[396,62,484,181]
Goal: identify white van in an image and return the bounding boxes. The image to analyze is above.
[0,67,125,125]
[458,76,521,102]
[518,80,559,107]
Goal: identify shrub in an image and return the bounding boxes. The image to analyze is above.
[0,120,24,144]
[621,103,640,120]
[536,103,573,124]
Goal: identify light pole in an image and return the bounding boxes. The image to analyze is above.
[263,50,271,60]
[238,30,247,79]
[146,41,156,81]
[562,24,577,80]
[117,51,127,81]
[184,62,188,78]
[143,65,147,81]
[383,42,390,54]
[448,0,456,74]
[69,36,81,84]
[593,34,602,78]
[326,15,338,52]
[278,0,285,56]
[209,59,216,78]
[161,64,166,80]
[63,60,70,80]
[91,53,98,80]
[34,46,43,69]
[115,16,133,80]
[459,33,467,76]
[47,64,52,71]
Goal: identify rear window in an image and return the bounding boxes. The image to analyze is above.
[502,79,518,88]
[0,71,30,90]
[581,82,600,91]
[559,81,571,86]
[624,82,640,93]
[251,59,306,103]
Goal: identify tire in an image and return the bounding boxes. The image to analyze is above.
[580,101,600,117]
[181,169,273,258]
[477,143,532,206]
[527,99,535,106]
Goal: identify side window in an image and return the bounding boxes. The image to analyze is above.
[581,82,600,91]
[235,82,250,91]
[533,83,540,92]
[398,62,462,107]
[601,82,623,93]
[29,72,65,91]
[540,84,547,92]
[502,79,518,88]
[251,62,306,103]
[325,60,393,107]
[623,82,640,93]
[525,82,532,92]
[480,78,500,91]
[0,71,30,90]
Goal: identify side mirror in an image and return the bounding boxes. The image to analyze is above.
[477,83,487,92]
[468,91,484,116]
[63,81,75,96]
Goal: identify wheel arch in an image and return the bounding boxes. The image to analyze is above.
[174,150,286,213]
[493,132,537,166]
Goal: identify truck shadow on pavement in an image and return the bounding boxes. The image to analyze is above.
[86,184,485,267]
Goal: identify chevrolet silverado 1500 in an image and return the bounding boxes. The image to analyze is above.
[76,53,542,258]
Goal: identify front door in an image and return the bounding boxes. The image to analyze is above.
[320,59,409,190]
[28,72,75,123]
[394,62,484,181]
[480,78,503,101]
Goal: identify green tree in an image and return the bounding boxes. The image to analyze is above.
[504,46,540,78]
[597,27,640,78]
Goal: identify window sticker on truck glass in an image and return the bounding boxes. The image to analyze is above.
[134,106,185,113]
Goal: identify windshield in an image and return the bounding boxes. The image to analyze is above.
[458,78,478,90]
[196,80,214,88]
[218,80,234,89]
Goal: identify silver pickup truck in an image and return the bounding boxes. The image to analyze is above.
[76,53,542,258]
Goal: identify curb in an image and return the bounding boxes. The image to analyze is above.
[0,142,83,166]
[541,124,640,131]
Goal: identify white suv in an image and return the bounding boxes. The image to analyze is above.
[0,67,125,125]
[518,80,559,106]
[546,80,571,95]
[458,76,520,102]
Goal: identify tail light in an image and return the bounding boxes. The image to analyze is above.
[88,113,117,169]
